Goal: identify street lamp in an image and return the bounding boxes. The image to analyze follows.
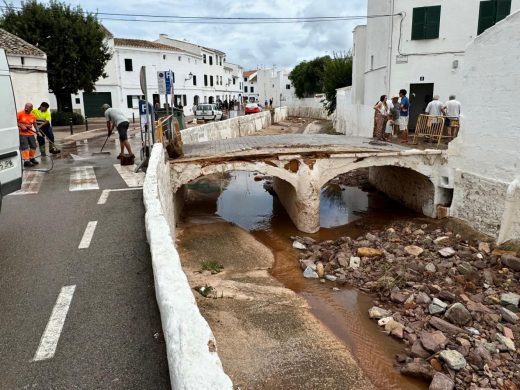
[185,72,193,81]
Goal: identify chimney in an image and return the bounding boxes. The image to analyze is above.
[159,34,168,39]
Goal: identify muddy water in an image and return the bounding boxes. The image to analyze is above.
[183,171,428,390]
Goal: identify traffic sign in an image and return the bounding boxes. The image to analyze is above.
[157,71,166,94]
[165,70,172,95]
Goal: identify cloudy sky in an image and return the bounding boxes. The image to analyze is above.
[8,0,367,69]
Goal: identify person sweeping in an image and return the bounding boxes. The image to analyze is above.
[101,104,134,159]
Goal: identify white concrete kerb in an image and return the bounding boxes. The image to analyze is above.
[143,144,233,389]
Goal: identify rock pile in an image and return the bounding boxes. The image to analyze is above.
[292,222,520,389]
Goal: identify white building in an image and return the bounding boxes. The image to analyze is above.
[0,28,49,111]
[69,30,244,118]
[242,70,259,103]
[338,0,520,135]
[256,68,296,108]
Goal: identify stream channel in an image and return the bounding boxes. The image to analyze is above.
[180,170,428,389]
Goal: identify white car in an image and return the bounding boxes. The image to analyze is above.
[195,104,222,121]
[0,49,22,211]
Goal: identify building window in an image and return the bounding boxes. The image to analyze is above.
[233,78,236,85]
[163,54,166,60]
[209,56,213,65]
[478,0,511,35]
[244,86,248,93]
[219,76,222,85]
[126,95,144,109]
[244,77,248,82]
[193,75,197,86]
[172,72,175,83]
[203,54,207,64]
[250,86,254,93]
[370,55,374,70]
[178,56,181,61]
[21,56,25,65]
[220,58,222,66]
[124,58,133,71]
[183,95,187,106]
[286,84,290,89]
[210,75,214,86]
[204,74,208,86]
[411,5,441,40]
[75,97,81,104]
[127,95,133,108]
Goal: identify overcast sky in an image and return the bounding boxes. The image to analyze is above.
[9,0,367,70]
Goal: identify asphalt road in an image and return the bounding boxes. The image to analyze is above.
[0,134,170,389]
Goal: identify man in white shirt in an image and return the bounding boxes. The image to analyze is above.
[443,95,461,137]
[102,104,134,159]
[425,95,443,116]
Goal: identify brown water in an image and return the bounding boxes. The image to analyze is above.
[183,171,428,390]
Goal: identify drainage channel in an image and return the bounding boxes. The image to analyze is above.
[180,170,428,389]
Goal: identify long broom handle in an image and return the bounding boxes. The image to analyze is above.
[100,133,110,152]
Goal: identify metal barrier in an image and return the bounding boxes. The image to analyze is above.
[413,114,447,145]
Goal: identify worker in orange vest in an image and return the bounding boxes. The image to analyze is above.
[17,103,40,167]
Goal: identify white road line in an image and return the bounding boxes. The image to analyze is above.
[33,285,76,362]
[97,187,142,205]
[78,221,98,249]
[69,166,99,191]
[11,170,45,195]
[113,164,145,188]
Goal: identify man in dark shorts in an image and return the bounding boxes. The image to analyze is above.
[101,104,134,159]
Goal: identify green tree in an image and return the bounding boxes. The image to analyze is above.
[1,1,111,111]
[289,55,330,98]
[323,52,353,115]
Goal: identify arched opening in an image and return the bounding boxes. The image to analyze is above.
[208,96,214,104]
[178,170,295,231]
[193,95,199,105]
[320,165,439,226]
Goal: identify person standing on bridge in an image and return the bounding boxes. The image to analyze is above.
[102,104,134,159]
[373,95,389,141]
[399,89,410,144]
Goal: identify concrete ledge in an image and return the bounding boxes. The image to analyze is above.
[143,144,233,390]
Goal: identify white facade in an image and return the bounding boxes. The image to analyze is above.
[8,54,50,111]
[448,10,520,242]
[242,71,259,103]
[0,29,49,111]
[256,68,296,108]
[339,0,520,135]
[71,33,243,118]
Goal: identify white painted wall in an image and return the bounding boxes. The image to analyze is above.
[256,68,295,107]
[334,87,373,137]
[7,54,49,111]
[143,144,233,389]
[288,97,331,121]
[448,10,520,242]
[355,0,520,106]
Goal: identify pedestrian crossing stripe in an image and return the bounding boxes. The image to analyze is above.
[69,166,99,191]
[10,170,45,195]
[113,164,144,188]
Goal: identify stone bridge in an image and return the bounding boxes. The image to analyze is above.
[171,134,451,233]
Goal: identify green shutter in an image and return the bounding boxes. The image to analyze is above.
[496,0,512,22]
[478,1,497,35]
[424,6,441,39]
[412,7,427,40]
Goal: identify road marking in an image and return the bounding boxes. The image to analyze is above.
[11,170,45,195]
[97,187,142,205]
[113,164,145,187]
[78,221,98,249]
[33,285,76,362]
[69,166,99,191]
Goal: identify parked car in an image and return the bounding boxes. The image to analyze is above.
[0,49,22,212]
[195,104,222,121]
[245,103,262,115]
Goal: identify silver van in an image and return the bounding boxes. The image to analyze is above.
[0,49,22,210]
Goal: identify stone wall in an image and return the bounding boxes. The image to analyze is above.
[288,97,332,120]
[334,87,374,137]
[369,166,435,217]
[181,107,288,144]
[143,144,233,389]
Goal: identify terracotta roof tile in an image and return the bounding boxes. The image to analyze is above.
[243,70,257,77]
[0,28,45,57]
[114,38,186,52]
